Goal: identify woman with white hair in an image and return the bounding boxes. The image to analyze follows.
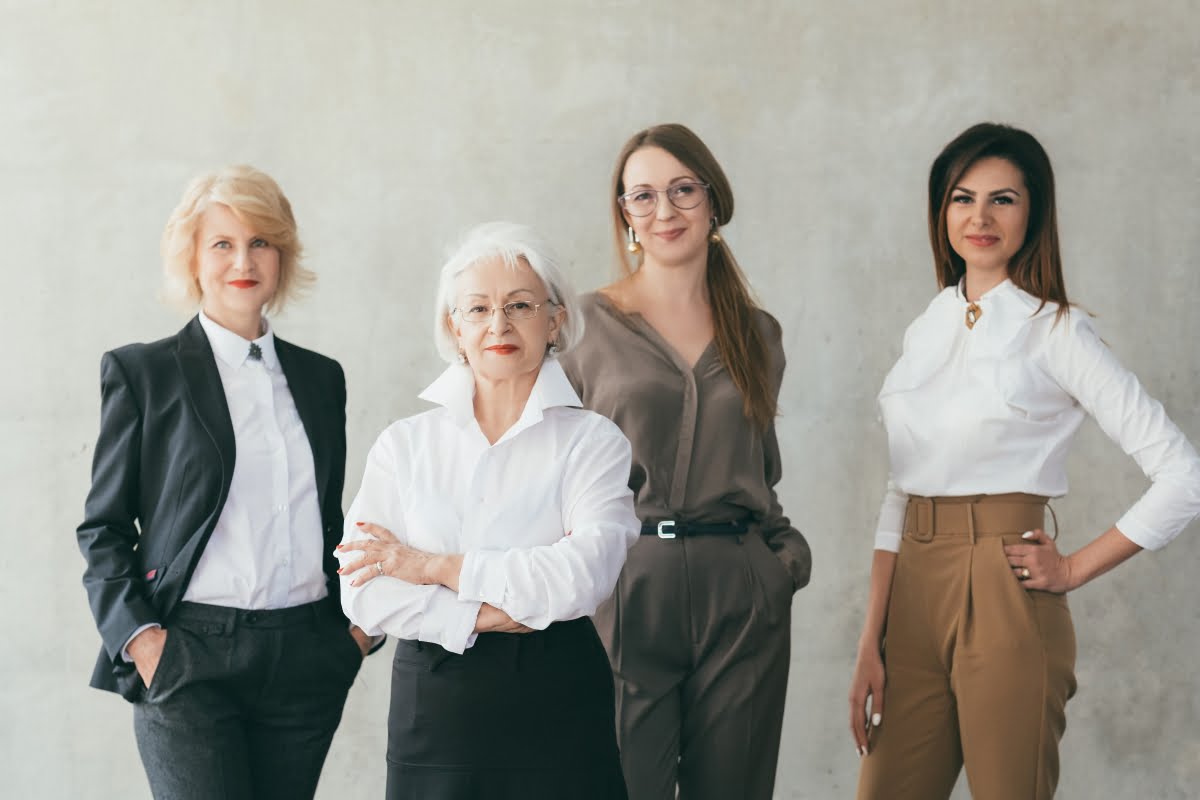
[337,221,638,799]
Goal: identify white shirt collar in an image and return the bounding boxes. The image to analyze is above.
[198,310,279,370]
[419,358,583,436]
[955,276,1013,303]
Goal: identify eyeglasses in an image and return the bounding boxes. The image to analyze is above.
[452,300,557,324]
[618,182,710,217]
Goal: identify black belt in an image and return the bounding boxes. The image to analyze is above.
[639,519,751,539]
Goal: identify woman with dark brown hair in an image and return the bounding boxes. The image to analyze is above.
[850,122,1200,799]
[560,123,812,800]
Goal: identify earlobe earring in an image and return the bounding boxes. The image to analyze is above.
[547,341,560,357]
[626,226,642,255]
[708,218,722,244]
[456,350,467,365]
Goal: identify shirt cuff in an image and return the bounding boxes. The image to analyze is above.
[121,622,162,663]
[457,550,506,607]
[873,530,902,553]
[418,590,482,654]
[1113,511,1165,551]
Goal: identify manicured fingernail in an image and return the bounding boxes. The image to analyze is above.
[336,568,343,574]
[872,713,882,726]
[1022,531,1035,539]
[356,522,365,527]
[335,544,343,549]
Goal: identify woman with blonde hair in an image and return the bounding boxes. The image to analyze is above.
[77,165,370,799]
[560,124,812,800]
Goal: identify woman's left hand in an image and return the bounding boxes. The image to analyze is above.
[338,522,440,587]
[1003,528,1074,593]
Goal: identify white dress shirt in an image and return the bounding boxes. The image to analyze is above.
[875,279,1200,553]
[338,358,639,655]
[123,313,328,658]
[185,312,328,606]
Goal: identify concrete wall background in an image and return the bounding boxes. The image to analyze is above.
[2,1,1197,797]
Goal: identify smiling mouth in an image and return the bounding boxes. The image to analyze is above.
[655,229,686,241]
[229,279,260,288]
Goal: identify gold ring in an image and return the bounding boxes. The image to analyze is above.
[376,561,384,576]
[1021,567,1031,580]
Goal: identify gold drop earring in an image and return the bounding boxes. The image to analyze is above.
[708,217,722,244]
[626,225,642,255]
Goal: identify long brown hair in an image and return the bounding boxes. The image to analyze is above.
[928,122,1070,319]
[611,123,776,431]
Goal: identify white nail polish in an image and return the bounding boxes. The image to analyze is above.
[1022,531,1035,539]
[872,713,882,726]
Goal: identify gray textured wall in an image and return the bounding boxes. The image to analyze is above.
[2,1,1197,797]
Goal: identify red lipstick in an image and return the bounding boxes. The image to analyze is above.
[485,345,518,354]
[230,279,260,288]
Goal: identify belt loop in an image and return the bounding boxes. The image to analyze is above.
[1046,503,1059,541]
[918,498,931,539]
[967,501,976,546]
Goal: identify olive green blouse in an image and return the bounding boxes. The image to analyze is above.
[560,292,811,590]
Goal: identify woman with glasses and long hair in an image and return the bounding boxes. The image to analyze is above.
[849,123,1200,799]
[559,123,812,800]
[336,222,638,799]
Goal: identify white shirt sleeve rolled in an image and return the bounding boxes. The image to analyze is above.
[338,430,481,654]
[457,427,639,628]
[873,478,910,552]
[1043,315,1200,550]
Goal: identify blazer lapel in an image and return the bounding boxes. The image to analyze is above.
[276,338,331,510]
[175,317,236,485]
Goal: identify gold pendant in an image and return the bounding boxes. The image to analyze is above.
[965,302,982,329]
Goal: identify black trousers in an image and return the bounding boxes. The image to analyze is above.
[132,598,362,800]
[386,617,627,800]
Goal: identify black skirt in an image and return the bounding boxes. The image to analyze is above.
[386,616,627,800]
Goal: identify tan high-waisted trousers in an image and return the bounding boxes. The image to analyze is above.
[857,494,1077,800]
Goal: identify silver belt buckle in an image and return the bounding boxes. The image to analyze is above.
[657,520,677,539]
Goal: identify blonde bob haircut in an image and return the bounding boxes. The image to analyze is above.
[433,221,584,364]
[161,165,313,314]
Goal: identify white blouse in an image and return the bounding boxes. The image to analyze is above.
[875,279,1200,553]
[338,359,640,654]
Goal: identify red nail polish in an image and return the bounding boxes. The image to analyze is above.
[356,522,364,527]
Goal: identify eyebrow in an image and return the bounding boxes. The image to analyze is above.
[204,232,263,242]
[952,186,1021,197]
[626,175,699,190]
[463,289,538,299]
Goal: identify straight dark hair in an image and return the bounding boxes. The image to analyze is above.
[929,122,1070,320]
[610,123,776,431]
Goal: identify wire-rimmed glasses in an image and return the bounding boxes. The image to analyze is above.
[452,300,557,324]
[618,182,710,217]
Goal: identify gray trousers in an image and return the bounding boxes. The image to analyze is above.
[132,598,362,800]
[595,529,794,800]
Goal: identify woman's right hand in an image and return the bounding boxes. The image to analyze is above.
[474,604,534,634]
[848,643,886,757]
[128,627,169,687]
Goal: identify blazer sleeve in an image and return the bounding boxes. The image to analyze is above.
[76,351,159,663]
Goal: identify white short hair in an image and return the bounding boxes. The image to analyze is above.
[433,222,584,364]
